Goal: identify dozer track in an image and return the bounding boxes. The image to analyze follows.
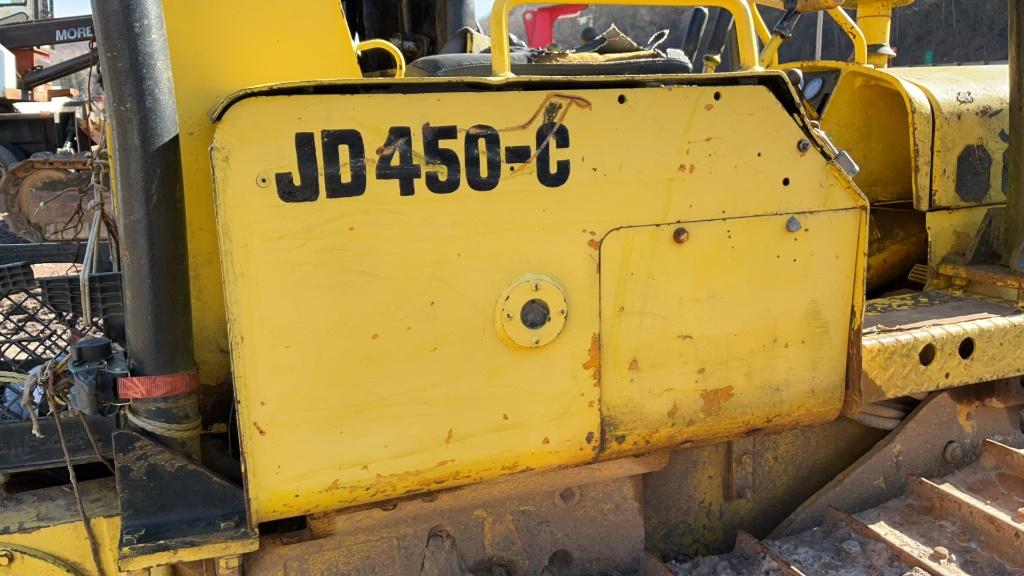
[671,439,1024,576]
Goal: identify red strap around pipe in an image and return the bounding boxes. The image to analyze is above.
[117,368,198,399]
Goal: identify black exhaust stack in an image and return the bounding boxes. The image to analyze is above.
[1007,0,1024,268]
[91,0,200,456]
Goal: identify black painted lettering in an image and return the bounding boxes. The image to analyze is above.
[536,122,570,188]
[322,129,366,198]
[465,125,501,192]
[423,124,461,194]
[276,132,320,202]
[376,126,421,196]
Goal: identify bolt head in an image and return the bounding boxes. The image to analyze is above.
[797,139,811,153]
[672,227,689,244]
[786,216,802,233]
[1014,507,1024,523]
[943,441,965,464]
[0,551,12,566]
[931,546,950,562]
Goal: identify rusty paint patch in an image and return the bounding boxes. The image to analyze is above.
[956,403,977,434]
[254,421,267,436]
[628,358,639,371]
[700,386,735,417]
[542,436,550,445]
[704,104,714,111]
[667,402,679,419]
[588,238,600,250]
[583,333,601,385]
[327,479,340,491]
[371,333,379,340]
[445,428,454,444]
[502,413,509,421]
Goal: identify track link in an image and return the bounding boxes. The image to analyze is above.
[672,440,1024,576]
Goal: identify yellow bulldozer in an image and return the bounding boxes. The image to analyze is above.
[0,0,1022,574]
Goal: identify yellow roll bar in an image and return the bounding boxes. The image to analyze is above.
[356,39,407,78]
[827,7,868,65]
[488,0,762,76]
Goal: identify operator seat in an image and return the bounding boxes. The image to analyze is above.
[407,26,694,77]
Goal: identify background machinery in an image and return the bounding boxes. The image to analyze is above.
[0,1,1021,575]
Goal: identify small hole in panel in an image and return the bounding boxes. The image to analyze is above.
[548,549,574,570]
[520,299,551,330]
[919,343,937,366]
[958,337,975,360]
[783,177,791,187]
[617,94,627,104]
[713,91,722,101]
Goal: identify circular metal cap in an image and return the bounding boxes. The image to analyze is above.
[495,275,568,348]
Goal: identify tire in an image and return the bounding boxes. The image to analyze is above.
[0,143,28,244]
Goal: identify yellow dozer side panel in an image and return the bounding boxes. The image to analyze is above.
[210,79,868,522]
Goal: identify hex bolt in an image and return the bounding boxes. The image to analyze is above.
[797,139,811,153]
[216,555,242,576]
[930,546,950,562]
[673,227,690,244]
[786,216,802,233]
[943,441,965,464]
[0,551,12,566]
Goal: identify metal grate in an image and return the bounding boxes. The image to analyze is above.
[0,262,89,422]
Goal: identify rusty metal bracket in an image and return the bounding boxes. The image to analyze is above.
[113,431,258,572]
[728,437,755,501]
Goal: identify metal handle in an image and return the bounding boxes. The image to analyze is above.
[827,7,868,65]
[488,0,761,76]
[356,39,407,78]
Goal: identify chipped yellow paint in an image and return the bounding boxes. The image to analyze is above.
[599,210,864,458]
[211,78,866,520]
[860,293,1024,404]
[788,62,933,208]
[0,517,120,576]
[888,66,1010,210]
[161,0,362,387]
[925,206,990,287]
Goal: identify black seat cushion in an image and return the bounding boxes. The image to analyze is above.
[407,52,693,77]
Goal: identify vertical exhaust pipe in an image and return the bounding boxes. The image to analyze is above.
[1007,0,1024,269]
[91,0,200,456]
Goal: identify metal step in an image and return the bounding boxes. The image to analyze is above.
[670,440,1024,576]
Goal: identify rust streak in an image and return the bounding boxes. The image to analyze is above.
[588,238,600,251]
[254,421,267,436]
[445,427,454,444]
[700,386,735,417]
[583,333,601,385]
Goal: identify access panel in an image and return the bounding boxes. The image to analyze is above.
[210,80,866,521]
